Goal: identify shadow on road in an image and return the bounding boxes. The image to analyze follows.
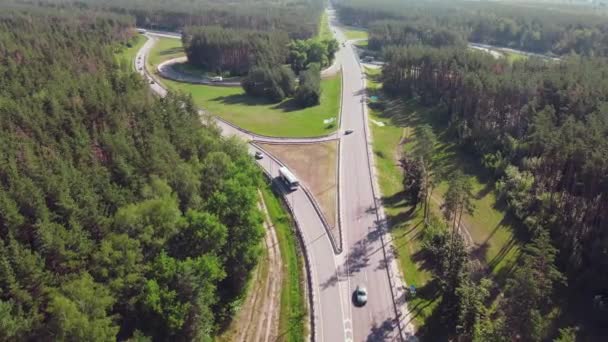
[366,318,399,341]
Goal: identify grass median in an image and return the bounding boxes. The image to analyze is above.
[261,185,307,342]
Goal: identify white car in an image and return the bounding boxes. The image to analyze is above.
[354,286,367,306]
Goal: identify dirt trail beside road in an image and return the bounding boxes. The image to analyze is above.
[218,192,283,342]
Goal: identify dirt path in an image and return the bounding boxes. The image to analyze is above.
[219,191,283,342]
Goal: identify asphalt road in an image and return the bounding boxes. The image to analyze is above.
[327,9,405,341]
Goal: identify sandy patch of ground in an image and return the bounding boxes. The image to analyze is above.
[257,141,338,232]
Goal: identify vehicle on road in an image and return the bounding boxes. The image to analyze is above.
[353,286,368,306]
[345,129,354,135]
[149,80,155,84]
[210,76,223,82]
[137,28,147,34]
[254,151,264,159]
[279,166,299,191]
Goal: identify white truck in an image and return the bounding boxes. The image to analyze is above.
[279,167,300,191]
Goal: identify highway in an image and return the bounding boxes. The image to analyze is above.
[327,8,413,341]
[136,11,414,340]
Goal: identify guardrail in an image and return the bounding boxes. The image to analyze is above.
[251,142,342,255]
[257,166,317,342]
[336,65,345,253]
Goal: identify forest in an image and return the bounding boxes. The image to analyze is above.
[183,26,290,76]
[0,6,265,341]
[378,38,608,341]
[20,0,325,39]
[334,0,608,56]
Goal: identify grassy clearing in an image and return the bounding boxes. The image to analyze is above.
[161,73,341,137]
[148,37,341,137]
[261,185,306,342]
[366,67,520,273]
[147,37,184,69]
[115,34,146,69]
[257,141,338,230]
[366,68,437,325]
[342,26,368,41]
[366,66,522,326]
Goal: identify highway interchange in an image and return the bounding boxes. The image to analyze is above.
[135,8,415,341]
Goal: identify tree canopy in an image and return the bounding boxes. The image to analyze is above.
[382,40,608,340]
[16,0,325,39]
[0,7,264,340]
[335,0,608,56]
[183,26,290,76]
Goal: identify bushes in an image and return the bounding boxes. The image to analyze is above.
[242,65,296,102]
[288,38,339,74]
[242,63,321,108]
[294,64,322,107]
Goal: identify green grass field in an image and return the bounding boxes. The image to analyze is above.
[366,66,521,327]
[342,26,368,41]
[115,34,146,69]
[147,37,184,69]
[149,37,341,137]
[161,74,341,137]
[261,186,306,341]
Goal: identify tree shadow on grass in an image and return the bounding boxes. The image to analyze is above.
[271,98,304,113]
[382,191,408,209]
[210,93,312,114]
[159,47,183,56]
[415,296,452,340]
[211,93,273,107]
[411,249,436,274]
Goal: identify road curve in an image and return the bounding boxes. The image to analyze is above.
[136,32,348,342]
[141,31,340,144]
